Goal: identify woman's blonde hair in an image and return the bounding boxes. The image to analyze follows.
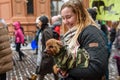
[60,0,98,40]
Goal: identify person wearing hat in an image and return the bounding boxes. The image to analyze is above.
[13,21,26,61]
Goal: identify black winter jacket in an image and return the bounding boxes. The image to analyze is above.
[66,25,109,80]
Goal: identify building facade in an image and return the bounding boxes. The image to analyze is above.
[0,0,89,41]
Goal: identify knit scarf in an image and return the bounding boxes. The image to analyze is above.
[62,27,80,59]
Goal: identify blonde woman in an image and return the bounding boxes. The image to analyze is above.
[53,0,109,80]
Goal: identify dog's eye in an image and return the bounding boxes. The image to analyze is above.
[49,46,53,48]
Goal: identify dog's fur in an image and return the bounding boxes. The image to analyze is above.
[45,38,63,56]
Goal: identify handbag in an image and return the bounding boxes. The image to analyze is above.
[31,39,38,50]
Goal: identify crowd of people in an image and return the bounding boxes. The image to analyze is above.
[0,0,120,80]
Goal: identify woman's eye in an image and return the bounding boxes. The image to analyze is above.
[66,16,71,19]
[62,15,71,20]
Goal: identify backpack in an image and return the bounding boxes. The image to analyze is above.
[20,26,24,35]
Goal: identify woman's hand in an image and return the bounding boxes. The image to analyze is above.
[53,64,69,78]
[53,64,60,74]
[59,70,68,78]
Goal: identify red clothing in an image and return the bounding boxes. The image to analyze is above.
[54,26,60,40]
[54,26,60,35]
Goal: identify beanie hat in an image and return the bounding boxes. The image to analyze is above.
[39,15,48,25]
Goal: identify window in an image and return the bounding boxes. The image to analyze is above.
[27,0,34,14]
[51,0,63,16]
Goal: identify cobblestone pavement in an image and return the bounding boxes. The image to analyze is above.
[7,49,55,80]
[7,50,37,80]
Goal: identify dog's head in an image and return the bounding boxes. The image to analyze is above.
[44,38,63,56]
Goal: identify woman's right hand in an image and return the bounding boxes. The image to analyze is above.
[53,64,60,74]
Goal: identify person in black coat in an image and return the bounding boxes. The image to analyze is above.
[87,7,97,21]
[54,0,109,80]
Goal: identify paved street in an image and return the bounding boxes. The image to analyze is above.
[7,48,37,80]
[7,43,55,80]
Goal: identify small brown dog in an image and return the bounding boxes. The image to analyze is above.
[27,73,37,80]
[44,38,63,56]
[44,38,67,76]
[44,38,89,77]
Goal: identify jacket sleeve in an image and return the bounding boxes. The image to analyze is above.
[42,28,53,51]
[68,26,109,79]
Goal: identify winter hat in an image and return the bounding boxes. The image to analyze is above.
[39,15,48,25]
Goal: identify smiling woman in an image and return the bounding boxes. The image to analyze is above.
[52,0,109,80]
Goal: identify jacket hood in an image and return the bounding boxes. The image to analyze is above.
[13,21,21,30]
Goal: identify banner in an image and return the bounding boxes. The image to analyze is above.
[90,0,120,21]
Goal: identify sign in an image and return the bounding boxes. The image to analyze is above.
[90,0,120,21]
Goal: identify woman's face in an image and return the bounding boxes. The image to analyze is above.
[36,20,42,29]
[61,7,77,29]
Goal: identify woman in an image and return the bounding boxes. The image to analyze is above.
[13,21,25,61]
[55,0,109,80]
[34,15,58,80]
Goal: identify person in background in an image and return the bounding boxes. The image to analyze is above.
[50,15,62,39]
[33,16,42,55]
[13,21,26,61]
[34,16,42,74]
[99,21,110,80]
[54,0,109,80]
[87,7,97,21]
[113,22,120,77]
[109,21,118,50]
[35,15,57,80]
[0,18,13,80]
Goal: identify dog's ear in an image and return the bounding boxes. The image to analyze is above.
[56,40,63,48]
